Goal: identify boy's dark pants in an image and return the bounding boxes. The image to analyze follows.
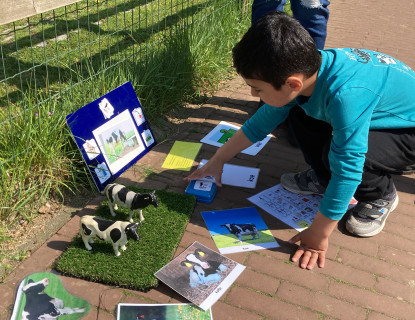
[287,106,415,202]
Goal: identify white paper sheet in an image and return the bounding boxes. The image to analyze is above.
[198,159,260,189]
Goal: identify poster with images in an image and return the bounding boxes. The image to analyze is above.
[117,303,212,320]
[248,184,321,231]
[201,207,279,254]
[66,81,156,191]
[248,184,358,231]
[200,121,272,156]
[154,241,245,311]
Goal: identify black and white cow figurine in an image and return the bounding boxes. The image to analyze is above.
[80,215,140,256]
[104,183,159,223]
[220,223,261,243]
[21,278,85,320]
[180,249,227,288]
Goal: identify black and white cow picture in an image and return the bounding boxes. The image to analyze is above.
[180,249,227,288]
[80,215,140,256]
[220,223,261,243]
[21,278,85,320]
[104,183,159,222]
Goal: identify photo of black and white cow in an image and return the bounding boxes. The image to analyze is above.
[180,249,227,289]
[21,278,85,320]
[105,129,128,156]
[220,223,261,243]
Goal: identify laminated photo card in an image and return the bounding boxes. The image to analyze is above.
[10,272,90,320]
[200,121,271,156]
[117,303,213,320]
[66,82,156,191]
[154,242,245,311]
[201,207,279,254]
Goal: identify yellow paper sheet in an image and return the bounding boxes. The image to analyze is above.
[162,141,202,171]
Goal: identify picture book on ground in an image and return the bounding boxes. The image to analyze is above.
[10,272,90,320]
[117,303,213,320]
[154,241,245,311]
[198,159,260,189]
[66,81,156,191]
[200,121,271,156]
[201,207,279,254]
[248,184,358,231]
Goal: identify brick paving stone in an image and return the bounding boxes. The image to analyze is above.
[328,280,415,320]
[246,253,328,292]
[319,259,376,289]
[0,283,16,316]
[367,312,396,320]
[374,232,415,253]
[59,276,123,311]
[329,230,379,257]
[82,307,115,320]
[276,281,366,320]
[235,268,280,295]
[119,294,152,304]
[135,284,175,303]
[374,276,415,304]
[338,249,415,285]
[211,301,263,320]
[226,286,321,319]
[56,213,83,239]
[377,245,415,269]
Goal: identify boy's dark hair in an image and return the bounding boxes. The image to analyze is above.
[232,12,321,89]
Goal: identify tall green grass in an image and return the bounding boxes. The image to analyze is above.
[0,1,250,227]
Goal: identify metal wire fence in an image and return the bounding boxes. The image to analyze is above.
[0,0,235,158]
[0,0,247,219]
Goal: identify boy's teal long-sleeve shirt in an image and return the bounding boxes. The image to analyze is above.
[242,48,415,220]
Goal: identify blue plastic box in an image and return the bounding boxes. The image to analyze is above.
[185,180,217,203]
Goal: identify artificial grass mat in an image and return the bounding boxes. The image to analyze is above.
[55,187,196,291]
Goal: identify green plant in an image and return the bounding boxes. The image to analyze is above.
[0,0,250,226]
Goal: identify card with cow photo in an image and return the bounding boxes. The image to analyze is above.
[200,121,272,156]
[10,272,90,320]
[117,303,213,320]
[66,81,157,192]
[201,207,279,254]
[154,241,245,311]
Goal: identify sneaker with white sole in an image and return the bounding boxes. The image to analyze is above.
[346,191,399,237]
[280,169,327,195]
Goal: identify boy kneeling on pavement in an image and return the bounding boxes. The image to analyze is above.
[185,12,415,270]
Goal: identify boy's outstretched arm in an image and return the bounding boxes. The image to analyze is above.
[184,129,253,186]
[288,211,338,269]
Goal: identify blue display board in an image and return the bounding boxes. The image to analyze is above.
[66,82,156,192]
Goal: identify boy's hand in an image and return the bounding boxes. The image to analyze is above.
[184,157,224,186]
[288,211,338,270]
[184,130,253,187]
[288,227,328,269]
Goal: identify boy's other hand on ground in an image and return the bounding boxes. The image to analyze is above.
[288,227,328,269]
[288,211,338,270]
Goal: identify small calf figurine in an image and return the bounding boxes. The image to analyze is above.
[104,183,159,223]
[80,215,140,256]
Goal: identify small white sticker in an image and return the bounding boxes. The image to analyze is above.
[83,138,100,160]
[194,180,213,192]
[95,162,111,183]
[132,107,146,126]
[98,98,115,119]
